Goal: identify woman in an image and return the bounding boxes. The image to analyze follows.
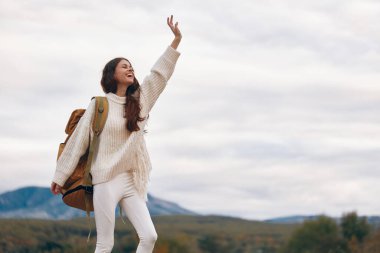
[50,15,182,253]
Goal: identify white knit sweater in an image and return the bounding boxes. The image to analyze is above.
[53,46,181,200]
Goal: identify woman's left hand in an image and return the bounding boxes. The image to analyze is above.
[167,15,182,40]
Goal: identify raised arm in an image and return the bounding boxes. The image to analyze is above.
[140,15,182,115]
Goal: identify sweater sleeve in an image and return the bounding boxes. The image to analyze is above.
[52,99,96,186]
[140,45,181,114]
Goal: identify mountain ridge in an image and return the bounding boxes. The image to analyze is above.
[0,186,197,219]
[1,186,380,225]
[265,214,380,226]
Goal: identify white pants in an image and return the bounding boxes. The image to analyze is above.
[93,172,157,253]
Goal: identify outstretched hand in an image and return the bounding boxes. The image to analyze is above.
[167,15,182,40]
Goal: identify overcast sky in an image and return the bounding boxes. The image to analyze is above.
[1,0,380,220]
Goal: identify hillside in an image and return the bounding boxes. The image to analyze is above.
[0,186,197,219]
[0,215,298,253]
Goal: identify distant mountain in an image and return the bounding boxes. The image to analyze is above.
[264,215,321,224]
[265,215,380,226]
[0,186,197,220]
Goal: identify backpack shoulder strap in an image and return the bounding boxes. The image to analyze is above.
[91,96,109,136]
[82,96,109,233]
[83,96,108,185]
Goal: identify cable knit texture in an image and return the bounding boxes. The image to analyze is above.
[53,46,181,201]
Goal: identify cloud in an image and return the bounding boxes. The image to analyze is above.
[1,0,380,220]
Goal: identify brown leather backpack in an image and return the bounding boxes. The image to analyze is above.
[56,96,108,213]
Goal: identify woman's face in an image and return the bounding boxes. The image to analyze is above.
[114,59,135,86]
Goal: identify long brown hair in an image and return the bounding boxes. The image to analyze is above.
[101,57,144,132]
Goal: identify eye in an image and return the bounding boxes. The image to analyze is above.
[122,66,134,71]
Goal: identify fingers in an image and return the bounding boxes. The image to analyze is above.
[51,182,62,195]
[167,15,175,27]
[50,182,56,194]
[167,15,182,38]
[56,185,62,194]
[167,15,173,25]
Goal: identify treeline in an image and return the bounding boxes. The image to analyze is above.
[0,213,379,253]
[281,211,380,253]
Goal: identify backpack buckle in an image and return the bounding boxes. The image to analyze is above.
[84,186,93,194]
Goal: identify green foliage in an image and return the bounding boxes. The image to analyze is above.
[281,212,376,253]
[197,234,248,253]
[0,215,296,253]
[198,234,224,253]
[281,216,348,253]
[198,234,217,252]
[1,214,377,253]
[341,211,370,243]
